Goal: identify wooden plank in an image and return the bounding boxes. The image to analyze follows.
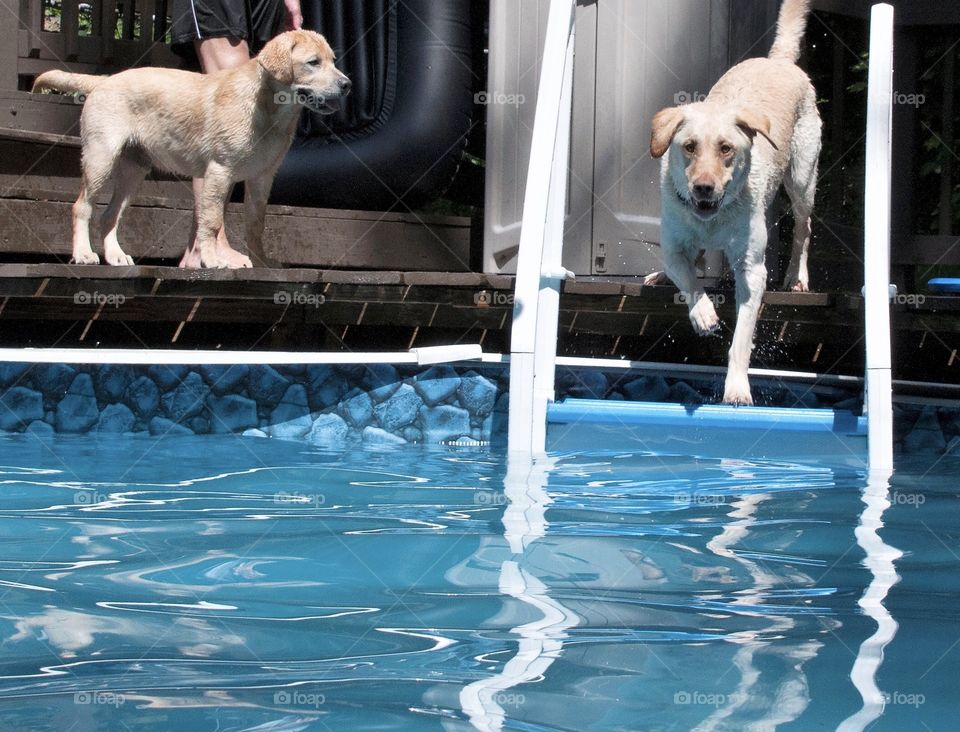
[0,197,472,270]
[0,0,18,90]
[761,291,834,307]
[0,178,192,201]
[100,0,117,63]
[0,126,82,147]
[261,210,471,271]
[63,0,81,60]
[20,0,44,58]
[0,262,315,282]
[1,91,83,135]
[401,271,489,287]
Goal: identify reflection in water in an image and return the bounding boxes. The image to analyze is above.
[0,434,924,729]
[459,456,579,731]
[838,469,903,732]
[697,488,822,731]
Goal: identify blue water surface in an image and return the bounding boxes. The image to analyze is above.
[0,432,956,731]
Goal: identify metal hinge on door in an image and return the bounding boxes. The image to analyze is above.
[594,241,607,273]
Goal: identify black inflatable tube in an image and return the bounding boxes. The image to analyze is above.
[270,0,475,212]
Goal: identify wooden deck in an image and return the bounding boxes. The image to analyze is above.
[0,264,953,383]
[0,112,956,384]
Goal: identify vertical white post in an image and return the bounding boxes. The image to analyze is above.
[863,4,895,474]
[508,0,576,457]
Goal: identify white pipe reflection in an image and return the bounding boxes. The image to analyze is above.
[838,469,902,732]
[697,486,821,731]
[458,455,578,732]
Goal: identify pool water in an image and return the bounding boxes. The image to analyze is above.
[0,433,956,730]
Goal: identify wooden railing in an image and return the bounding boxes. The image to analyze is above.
[6,0,181,91]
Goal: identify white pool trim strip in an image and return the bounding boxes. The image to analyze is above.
[555,356,864,386]
[0,346,506,366]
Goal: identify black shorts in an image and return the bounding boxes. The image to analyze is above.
[170,0,284,53]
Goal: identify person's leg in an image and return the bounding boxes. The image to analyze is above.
[196,36,250,71]
[179,36,253,268]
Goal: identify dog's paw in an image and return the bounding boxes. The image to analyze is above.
[71,252,101,265]
[643,271,669,286]
[689,295,721,336]
[220,251,253,269]
[106,252,134,266]
[179,249,203,269]
[787,279,810,293]
[199,252,225,268]
[722,375,754,406]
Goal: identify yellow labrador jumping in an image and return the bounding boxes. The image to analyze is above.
[650,0,821,405]
[33,30,351,269]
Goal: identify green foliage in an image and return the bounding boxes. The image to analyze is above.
[42,0,135,40]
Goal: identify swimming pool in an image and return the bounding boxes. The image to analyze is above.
[0,430,955,731]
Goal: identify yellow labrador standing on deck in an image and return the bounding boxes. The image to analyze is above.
[649,0,821,405]
[33,30,351,269]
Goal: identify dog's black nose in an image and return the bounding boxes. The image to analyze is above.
[339,78,352,96]
[693,183,714,198]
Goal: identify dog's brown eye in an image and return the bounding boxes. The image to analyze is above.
[683,141,697,154]
[719,143,733,155]
[306,58,321,67]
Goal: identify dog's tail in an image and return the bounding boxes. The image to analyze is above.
[768,0,812,63]
[32,70,105,96]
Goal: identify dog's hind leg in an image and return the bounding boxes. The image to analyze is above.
[100,156,148,266]
[782,106,821,292]
[71,137,119,265]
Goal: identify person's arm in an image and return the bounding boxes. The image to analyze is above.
[284,0,303,30]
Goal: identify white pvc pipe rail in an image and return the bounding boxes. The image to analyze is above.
[863,4,896,474]
[506,0,576,457]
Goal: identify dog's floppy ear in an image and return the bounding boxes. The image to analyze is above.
[650,107,686,159]
[736,109,779,150]
[258,31,297,86]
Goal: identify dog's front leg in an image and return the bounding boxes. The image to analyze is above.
[196,164,235,269]
[663,245,720,336]
[724,240,768,406]
[243,175,280,269]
